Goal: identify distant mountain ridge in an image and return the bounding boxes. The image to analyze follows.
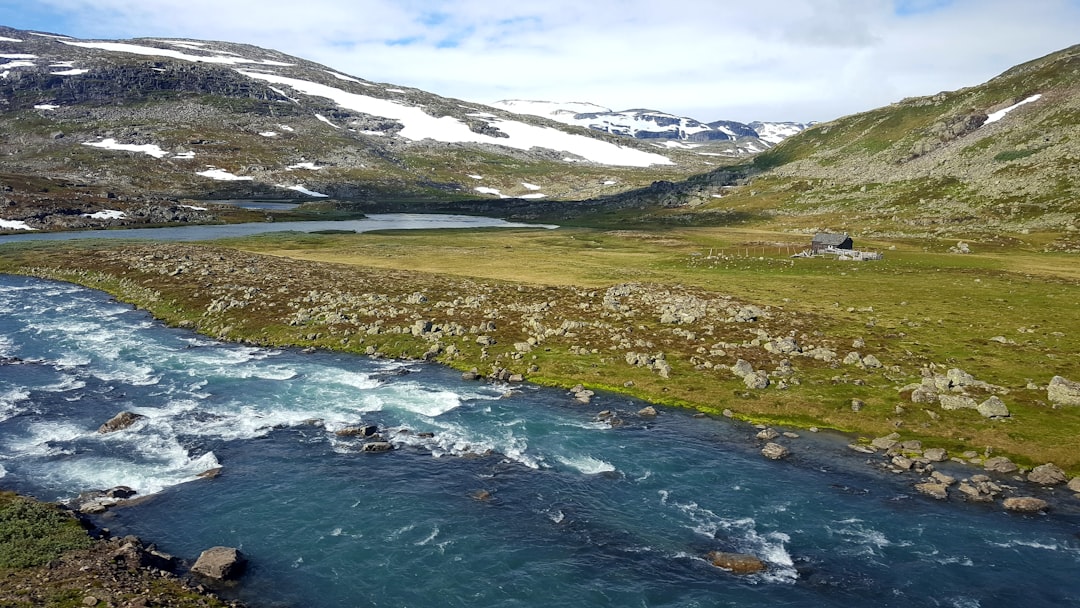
[489,99,809,150]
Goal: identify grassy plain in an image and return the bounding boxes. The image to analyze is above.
[2,222,1077,472]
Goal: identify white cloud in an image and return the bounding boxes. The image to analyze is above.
[18,0,1080,123]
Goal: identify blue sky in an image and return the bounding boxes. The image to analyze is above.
[1,0,1077,122]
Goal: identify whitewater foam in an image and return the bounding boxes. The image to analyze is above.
[556,454,616,475]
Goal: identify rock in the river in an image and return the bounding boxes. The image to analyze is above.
[755,428,780,441]
[1069,477,1080,493]
[361,441,394,453]
[1047,376,1080,407]
[638,406,658,417]
[98,411,145,433]
[191,546,247,580]
[915,482,949,500]
[977,396,1010,418]
[1003,497,1049,513]
[1027,463,1068,485]
[983,456,1018,474]
[761,442,790,460]
[706,551,767,574]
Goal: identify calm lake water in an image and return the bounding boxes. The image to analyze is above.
[1,275,1078,607]
[0,213,557,243]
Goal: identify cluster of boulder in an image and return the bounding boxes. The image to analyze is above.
[854,430,1080,512]
[900,366,1012,418]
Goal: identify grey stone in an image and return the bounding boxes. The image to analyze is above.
[730,359,754,377]
[923,447,948,462]
[911,387,937,404]
[761,442,790,460]
[977,396,1010,418]
[98,411,145,434]
[1003,497,1049,513]
[1069,477,1080,493]
[915,482,949,500]
[706,551,767,574]
[938,394,977,410]
[931,471,956,486]
[191,546,247,581]
[755,428,780,441]
[1028,463,1068,485]
[983,456,1018,474]
[1047,376,1080,406]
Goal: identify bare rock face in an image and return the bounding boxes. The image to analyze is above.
[191,546,247,581]
[1047,376,1080,407]
[97,411,144,433]
[1028,463,1068,486]
[706,551,767,574]
[1003,497,1049,513]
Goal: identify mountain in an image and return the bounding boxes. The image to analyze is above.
[0,26,717,231]
[490,100,808,152]
[603,44,1080,237]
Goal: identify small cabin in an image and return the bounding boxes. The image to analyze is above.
[811,232,853,254]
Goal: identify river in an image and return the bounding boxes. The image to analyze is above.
[1,274,1078,607]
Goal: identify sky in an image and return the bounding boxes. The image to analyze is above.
[1,0,1078,123]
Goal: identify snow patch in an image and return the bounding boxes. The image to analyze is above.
[603,180,617,185]
[0,219,36,231]
[0,36,22,42]
[314,113,341,129]
[467,174,483,180]
[0,61,33,69]
[325,70,363,84]
[34,104,60,110]
[259,131,278,137]
[51,68,89,75]
[0,53,35,59]
[287,162,322,170]
[385,88,406,93]
[237,71,671,167]
[474,187,508,198]
[173,151,195,160]
[519,193,546,199]
[180,204,207,211]
[985,94,1042,125]
[61,41,293,66]
[521,182,541,190]
[196,167,253,181]
[83,210,126,220]
[281,184,329,197]
[278,124,295,132]
[83,138,169,158]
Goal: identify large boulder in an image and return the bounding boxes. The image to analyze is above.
[1047,376,1080,407]
[191,546,247,581]
[761,442,790,460]
[938,395,977,410]
[98,411,145,433]
[1003,497,1049,513]
[915,482,949,500]
[1028,463,1068,485]
[923,447,948,462]
[706,551,767,574]
[983,456,1018,474]
[977,396,1010,418]
[1069,477,1080,493]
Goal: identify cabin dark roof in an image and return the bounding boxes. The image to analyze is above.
[811,233,852,247]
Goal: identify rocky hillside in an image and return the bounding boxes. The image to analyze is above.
[0,26,718,231]
[607,44,1080,237]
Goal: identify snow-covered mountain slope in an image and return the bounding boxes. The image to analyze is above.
[0,26,712,227]
[748,121,811,144]
[492,100,807,152]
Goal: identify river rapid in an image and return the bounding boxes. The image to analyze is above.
[1,274,1078,607]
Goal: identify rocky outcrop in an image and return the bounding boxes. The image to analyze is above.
[977,396,1010,418]
[915,482,949,500]
[97,411,144,433]
[706,551,767,574]
[983,456,1018,474]
[191,546,247,581]
[1047,376,1080,406]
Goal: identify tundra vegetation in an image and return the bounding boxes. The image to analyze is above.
[2,222,1077,475]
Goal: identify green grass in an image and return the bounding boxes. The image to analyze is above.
[0,493,91,569]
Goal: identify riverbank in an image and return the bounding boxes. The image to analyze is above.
[1,236,1078,481]
[0,492,241,607]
